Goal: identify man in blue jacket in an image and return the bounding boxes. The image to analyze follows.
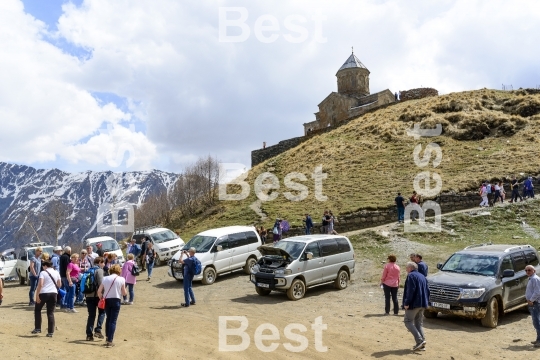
[414,254,428,277]
[303,214,313,235]
[403,262,430,352]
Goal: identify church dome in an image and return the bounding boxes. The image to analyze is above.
[337,53,368,73]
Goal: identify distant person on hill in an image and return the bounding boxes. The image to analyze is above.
[485,181,494,206]
[524,176,535,199]
[395,92,398,101]
[479,183,489,207]
[303,214,313,235]
[414,254,428,277]
[511,176,523,203]
[272,219,283,243]
[380,255,400,315]
[395,192,405,223]
[321,211,329,234]
[329,211,338,235]
[410,192,419,220]
[403,262,429,352]
[499,181,506,201]
[493,182,503,204]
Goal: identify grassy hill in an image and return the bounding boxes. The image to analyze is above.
[172,88,540,239]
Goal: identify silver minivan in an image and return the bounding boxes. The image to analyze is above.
[250,235,355,300]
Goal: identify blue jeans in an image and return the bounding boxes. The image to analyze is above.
[123,283,134,303]
[397,207,405,222]
[147,261,155,278]
[529,303,540,342]
[29,275,39,303]
[183,275,196,305]
[66,282,76,309]
[305,227,311,235]
[60,278,69,308]
[105,298,121,343]
[85,297,105,336]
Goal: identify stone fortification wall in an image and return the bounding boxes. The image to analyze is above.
[400,88,438,102]
[251,137,303,167]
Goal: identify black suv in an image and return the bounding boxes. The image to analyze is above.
[426,244,540,328]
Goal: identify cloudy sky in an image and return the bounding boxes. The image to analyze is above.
[0,0,539,174]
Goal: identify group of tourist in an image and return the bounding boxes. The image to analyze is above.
[379,253,429,352]
[479,176,536,207]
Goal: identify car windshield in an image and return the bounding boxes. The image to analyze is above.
[150,230,178,244]
[90,240,120,252]
[28,246,54,258]
[441,253,499,276]
[274,241,306,260]
[182,235,217,253]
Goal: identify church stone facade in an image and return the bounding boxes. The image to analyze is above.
[303,53,395,135]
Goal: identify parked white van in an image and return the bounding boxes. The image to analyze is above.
[85,236,125,265]
[131,226,185,266]
[168,226,262,285]
[14,242,55,285]
[250,235,356,300]
[0,248,17,280]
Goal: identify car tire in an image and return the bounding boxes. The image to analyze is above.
[481,297,499,328]
[287,279,306,301]
[255,286,271,296]
[201,267,216,285]
[424,310,438,318]
[334,269,349,290]
[244,257,257,275]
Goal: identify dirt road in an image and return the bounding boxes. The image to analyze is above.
[0,264,538,360]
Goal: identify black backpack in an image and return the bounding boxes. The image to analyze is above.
[131,262,140,276]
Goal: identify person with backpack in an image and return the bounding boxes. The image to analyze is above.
[120,253,138,305]
[179,248,198,308]
[272,219,283,243]
[84,257,105,341]
[146,242,156,282]
[485,181,494,206]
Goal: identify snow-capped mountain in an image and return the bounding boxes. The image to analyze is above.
[0,162,179,250]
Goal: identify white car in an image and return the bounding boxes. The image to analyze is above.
[14,242,55,285]
[0,248,17,280]
[131,226,185,266]
[85,236,125,265]
[168,226,262,285]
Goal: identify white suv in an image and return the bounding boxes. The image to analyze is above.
[0,248,17,280]
[168,226,262,285]
[14,242,55,285]
[131,226,184,266]
[85,236,125,265]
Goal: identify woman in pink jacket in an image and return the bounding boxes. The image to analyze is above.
[380,254,401,315]
[120,254,137,305]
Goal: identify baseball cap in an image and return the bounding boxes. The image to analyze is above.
[54,246,62,251]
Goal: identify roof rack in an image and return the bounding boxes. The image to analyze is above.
[503,245,533,253]
[464,242,493,250]
[133,225,162,234]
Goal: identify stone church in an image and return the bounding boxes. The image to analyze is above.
[303,52,395,135]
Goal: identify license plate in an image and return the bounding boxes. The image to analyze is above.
[257,283,269,288]
[432,302,450,309]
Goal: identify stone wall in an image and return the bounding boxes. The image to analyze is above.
[400,87,439,102]
[251,136,303,167]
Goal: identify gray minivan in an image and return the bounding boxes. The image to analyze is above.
[250,235,356,300]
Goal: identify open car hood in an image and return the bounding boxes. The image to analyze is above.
[257,245,291,258]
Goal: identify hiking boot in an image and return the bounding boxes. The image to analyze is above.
[46,333,53,338]
[31,329,41,334]
[86,336,94,341]
[94,332,104,339]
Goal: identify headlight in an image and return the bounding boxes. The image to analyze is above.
[460,288,485,299]
[251,264,260,274]
[160,248,170,252]
[274,269,292,276]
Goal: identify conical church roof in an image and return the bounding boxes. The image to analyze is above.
[337,53,368,72]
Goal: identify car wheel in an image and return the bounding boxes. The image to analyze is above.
[481,297,499,328]
[244,257,257,275]
[424,310,438,318]
[256,286,271,296]
[201,267,216,285]
[287,279,306,301]
[334,269,349,290]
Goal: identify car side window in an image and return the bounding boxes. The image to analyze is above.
[304,242,321,260]
[500,256,514,273]
[336,238,351,253]
[511,251,527,272]
[525,250,539,266]
[244,231,259,245]
[320,239,339,257]
[228,232,248,248]
[214,236,229,251]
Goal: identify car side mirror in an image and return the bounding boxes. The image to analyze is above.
[306,252,313,260]
[502,269,515,278]
[216,245,223,252]
[437,263,443,270]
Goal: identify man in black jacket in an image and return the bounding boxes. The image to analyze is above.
[59,246,71,309]
[140,236,150,271]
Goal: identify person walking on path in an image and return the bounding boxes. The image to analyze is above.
[272,219,283,243]
[85,257,106,341]
[525,265,540,348]
[500,181,506,202]
[479,183,489,207]
[321,211,330,234]
[403,262,430,352]
[380,255,400,315]
[303,214,313,235]
[395,192,405,223]
[66,253,81,313]
[98,264,127,348]
[32,257,61,337]
[59,246,71,309]
[146,243,156,282]
[493,182,503,204]
[329,211,338,234]
[413,254,428,277]
[28,247,43,306]
[120,254,137,305]
[511,176,523,203]
[410,192,420,220]
[179,248,197,308]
